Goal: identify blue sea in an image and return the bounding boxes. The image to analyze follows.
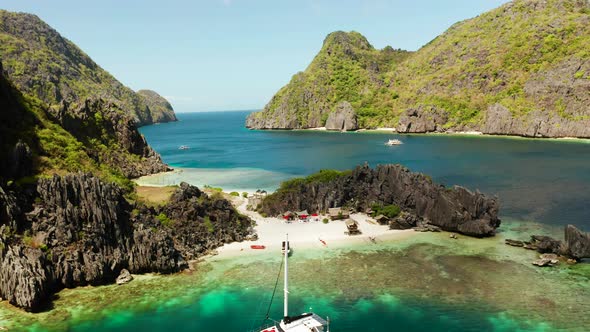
[5,111,589,331]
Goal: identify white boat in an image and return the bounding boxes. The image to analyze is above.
[259,234,329,332]
[385,139,403,146]
[282,240,291,255]
[178,145,190,150]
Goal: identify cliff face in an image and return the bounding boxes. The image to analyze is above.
[0,175,253,311]
[47,98,169,178]
[0,56,168,181]
[247,0,590,138]
[137,90,178,124]
[0,10,177,126]
[246,31,411,129]
[260,164,500,237]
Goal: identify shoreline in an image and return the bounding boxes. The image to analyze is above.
[209,194,417,260]
[254,127,590,143]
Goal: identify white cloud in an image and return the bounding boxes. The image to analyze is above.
[222,0,232,6]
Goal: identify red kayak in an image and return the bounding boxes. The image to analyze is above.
[250,245,266,249]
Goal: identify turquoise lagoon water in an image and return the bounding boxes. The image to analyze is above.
[4,111,590,331]
[139,111,590,228]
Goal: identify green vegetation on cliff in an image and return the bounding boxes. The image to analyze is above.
[0,11,172,189]
[0,10,176,126]
[0,74,134,191]
[248,0,590,134]
[248,31,411,128]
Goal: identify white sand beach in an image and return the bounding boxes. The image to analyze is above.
[210,195,416,259]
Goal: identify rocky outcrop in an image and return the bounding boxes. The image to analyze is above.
[0,175,254,311]
[137,90,178,124]
[325,102,358,131]
[506,225,590,260]
[564,224,590,259]
[116,269,133,285]
[149,182,253,260]
[482,102,590,138]
[260,164,500,237]
[48,98,169,178]
[396,106,449,133]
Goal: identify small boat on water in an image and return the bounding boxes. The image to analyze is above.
[257,234,329,332]
[178,145,190,150]
[251,245,266,250]
[385,139,403,146]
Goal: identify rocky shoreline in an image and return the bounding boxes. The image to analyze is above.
[506,224,590,263]
[258,164,501,237]
[0,176,253,312]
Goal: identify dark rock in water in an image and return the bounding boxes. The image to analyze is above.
[260,164,500,237]
[505,239,525,247]
[564,224,590,259]
[325,101,358,131]
[457,219,498,238]
[116,269,133,285]
[530,235,567,254]
[511,225,590,260]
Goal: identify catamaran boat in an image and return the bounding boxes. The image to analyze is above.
[259,234,329,332]
[385,139,403,146]
[281,240,291,255]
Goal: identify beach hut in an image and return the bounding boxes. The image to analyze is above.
[282,211,295,222]
[329,207,349,220]
[345,219,361,235]
[297,210,309,221]
[311,213,320,222]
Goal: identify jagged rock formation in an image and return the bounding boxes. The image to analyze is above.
[259,164,500,237]
[0,175,254,311]
[0,10,176,126]
[247,0,590,138]
[325,101,358,131]
[506,224,590,259]
[156,182,253,260]
[565,225,590,258]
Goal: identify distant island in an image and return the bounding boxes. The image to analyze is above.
[247,0,590,138]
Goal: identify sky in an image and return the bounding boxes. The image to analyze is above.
[1,0,509,112]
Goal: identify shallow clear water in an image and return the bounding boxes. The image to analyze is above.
[3,111,589,331]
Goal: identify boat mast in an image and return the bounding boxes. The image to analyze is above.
[284,233,289,321]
